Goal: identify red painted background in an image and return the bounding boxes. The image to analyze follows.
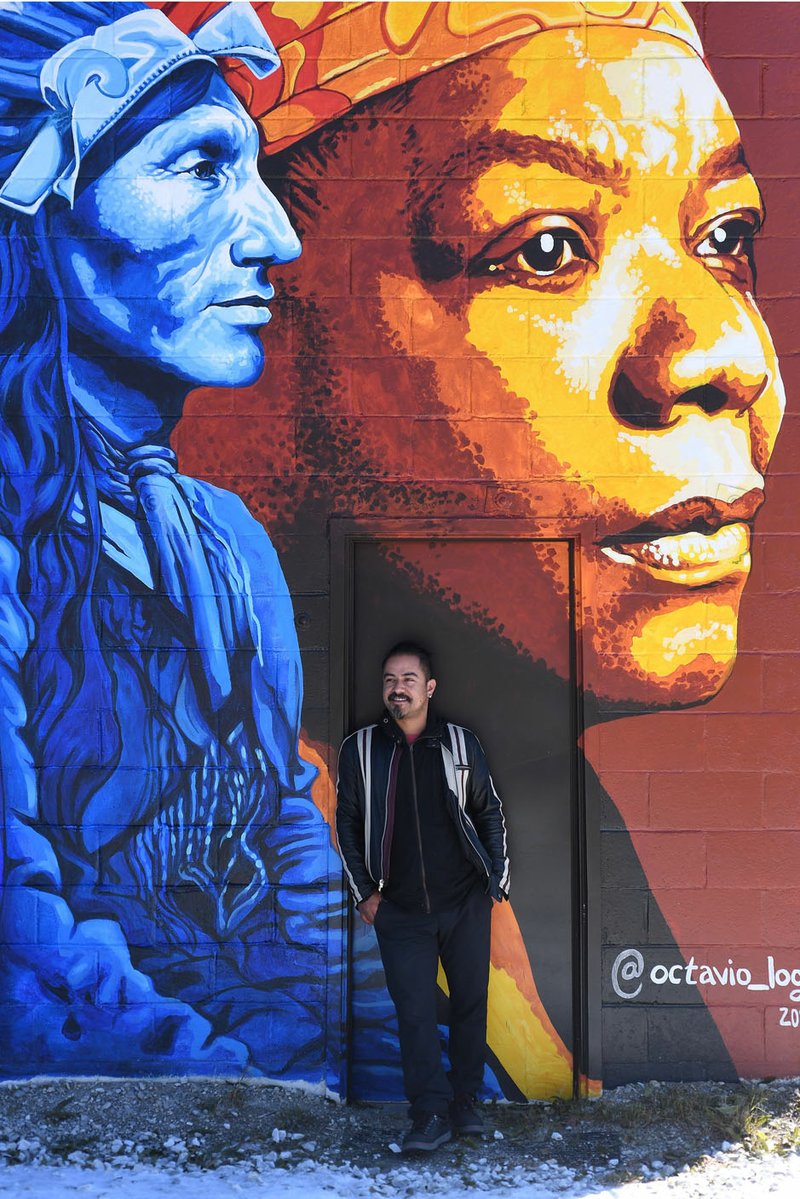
[173,2,800,1083]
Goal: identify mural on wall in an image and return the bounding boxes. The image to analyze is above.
[0,1,343,1083]
[173,0,788,1094]
[1,0,797,1097]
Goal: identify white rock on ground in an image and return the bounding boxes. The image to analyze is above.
[2,1077,799,1198]
[0,1151,800,1198]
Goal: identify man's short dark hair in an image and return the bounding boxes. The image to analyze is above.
[382,641,433,681]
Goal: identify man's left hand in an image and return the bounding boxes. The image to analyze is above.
[357,893,382,925]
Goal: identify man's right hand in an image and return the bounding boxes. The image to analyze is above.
[357,892,382,925]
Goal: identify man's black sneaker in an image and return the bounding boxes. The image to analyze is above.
[450,1097,484,1136]
[402,1113,452,1153]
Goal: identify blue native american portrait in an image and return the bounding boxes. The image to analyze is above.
[0,1,342,1081]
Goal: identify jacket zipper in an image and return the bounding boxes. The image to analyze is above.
[378,744,400,887]
[408,744,431,914]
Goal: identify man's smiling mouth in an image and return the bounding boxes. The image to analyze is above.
[600,492,763,587]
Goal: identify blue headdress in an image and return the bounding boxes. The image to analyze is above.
[0,1,280,213]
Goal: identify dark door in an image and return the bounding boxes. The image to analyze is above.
[338,532,587,1100]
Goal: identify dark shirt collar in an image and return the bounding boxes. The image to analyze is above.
[379,707,445,745]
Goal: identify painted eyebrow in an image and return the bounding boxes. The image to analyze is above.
[419,128,630,195]
[468,129,630,194]
[156,130,237,164]
[681,141,762,232]
[408,128,629,280]
[146,110,255,163]
[696,141,751,184]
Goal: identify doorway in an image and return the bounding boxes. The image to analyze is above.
[332,525,594,1100]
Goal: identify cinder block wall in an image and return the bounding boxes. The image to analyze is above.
[3,0,796,1093]
[175,1,800,1089]
[594,1,800,1082]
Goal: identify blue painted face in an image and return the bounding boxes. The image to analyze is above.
[47,73,301,389]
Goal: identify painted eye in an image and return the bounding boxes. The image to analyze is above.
[696,216,756,261]
[516,228,590,275]
[191,159,218,181]
[477,222,593,283]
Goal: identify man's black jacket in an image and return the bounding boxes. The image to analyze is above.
[335,712,510,906]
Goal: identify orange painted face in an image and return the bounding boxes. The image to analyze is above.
[371,28,783,708]
[275,25,785,710]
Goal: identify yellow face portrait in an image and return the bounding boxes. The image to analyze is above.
[261,20,785,712]
[364,26,785,709]
[467,29,782,704]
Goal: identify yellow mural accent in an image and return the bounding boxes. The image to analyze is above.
[631,602,738,678]
[437,898,576,1099]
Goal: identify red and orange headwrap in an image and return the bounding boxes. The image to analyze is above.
[159,2,704,155]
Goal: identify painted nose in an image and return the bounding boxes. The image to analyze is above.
[232,178,301,267]
[610,291,771,430]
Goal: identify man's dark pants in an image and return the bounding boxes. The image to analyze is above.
[374,884,492,1120]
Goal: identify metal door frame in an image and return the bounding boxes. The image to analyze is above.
[329,517,600,1099]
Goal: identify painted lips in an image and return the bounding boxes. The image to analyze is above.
[601,522,751,586]
[212,294,274,324]
[600,491,762,586]
[215,291,274,308]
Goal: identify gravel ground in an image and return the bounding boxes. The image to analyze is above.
[0,1076,798,1194]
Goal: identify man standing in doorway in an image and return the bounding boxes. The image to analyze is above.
[336,642,510,1152]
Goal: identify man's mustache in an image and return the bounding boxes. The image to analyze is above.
[389,693,411,703]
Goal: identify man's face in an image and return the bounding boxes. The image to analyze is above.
[49,73,301,390]
[288,26,784,710]
[382,654,436,726]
